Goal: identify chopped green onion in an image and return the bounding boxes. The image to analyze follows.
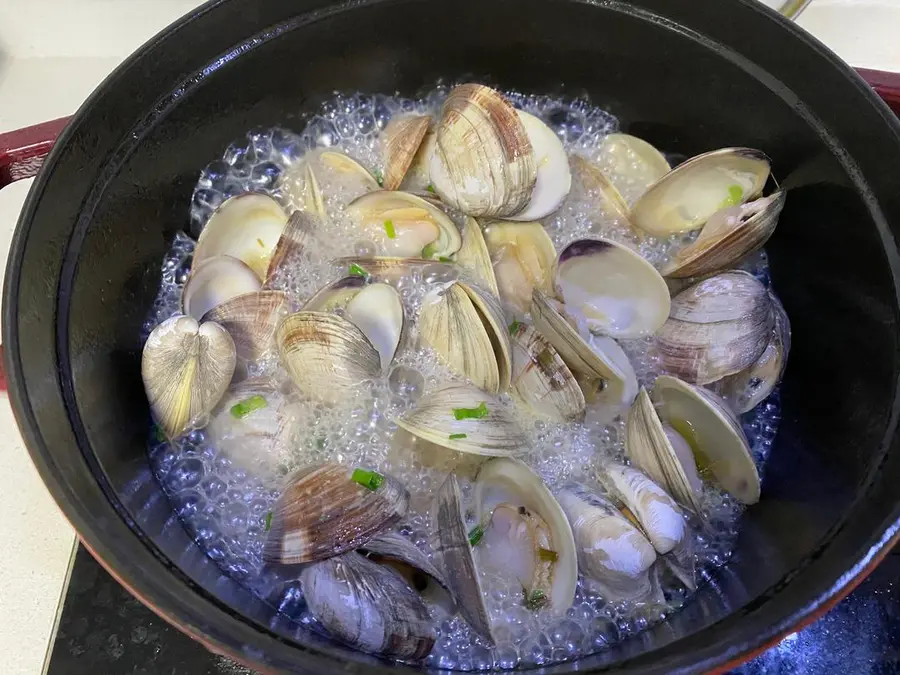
[453,402,489,420]
[524,588,548,611]
[384,219,396,239]
[373,168,384,186]
[352,468,385,491]
[230,395,268,419]
[426,184,436,193]
[449,433,468,440]
[468,525,485,547]
[421,243,437,259]
[264,511,273,532]
[538,548,559,563]
[509,320,521,335]
[437,256,453,263]
[348,263,369,277]
[257,238,265,248]
[536,348,556,370]
[719,184,744,209]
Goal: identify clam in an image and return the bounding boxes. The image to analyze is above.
[206,378,293,471]
[263,463,408,564]
[570,155,637,233]
[276,311,382,404]
[482,219,556,314]
[382,114,432,191]
[358,530,450,594]
[401,127,437,192]
[193,193,290,280]
[531,290,638,421]
[597,133,671,201]
[637,375,760,504]
[300,551,435,660]
[509,322,585,423]
[554,239,670,338]
[430,83,536,218]
[264,210,315,287]
[346,282,404,369]
[557,490,658,602]
[431,473,494,643]
[601,463,686,556]
[302,275,368,312]
[142,316,236,439]
[396,383,527,457]
[455,217,499,295]
[333,256,435,281]
[662,191,786,278]
[280,149,380,218]
[475,458,578,613]
[632,147,771,237]
[181,255,262,320]
[656,271,773,384]
[506,110,572,221]
[714,293,790,413]
[347,190,462,259]
[418,281,511,393]
[202,290,289,375]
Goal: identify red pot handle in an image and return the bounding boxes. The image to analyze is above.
[1,70,900,393]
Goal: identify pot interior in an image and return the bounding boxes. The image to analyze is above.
[7,0,900,672]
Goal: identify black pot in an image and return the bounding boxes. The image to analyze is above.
[3,0,900,672]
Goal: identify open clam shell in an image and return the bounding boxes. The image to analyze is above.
[276,311,382,404]
[346,282,404,369]
[597,133,671,201]
[482,219,556,314]
[652,375,760,504]
[279,149,380,218]
[359,530,451,594]
[509,322,585,423]
[396,383,527,457]
[657,271,773,384]
[554,239,670,338]
[193,193,290,280]
[632,147,771,237]
[182,255,262,320]
[347,190,462,259]
[301,551,435,660]
[431,473,494,643]
[400,127,437,192]
[475,458,578,614]
[714,293,790,414]
[557,489,658,603]
[302,276,367,312]
[264,210,315,288]
[456,217,499,295]
[570,155,637,233]
[506,111,572,221]
[430,83,536,218]
[382,114,431,191]
[264,463,409,564]
[202,290,289,374]
[662,191,786,278]
[142,316,236,439]
[333,256,435,281]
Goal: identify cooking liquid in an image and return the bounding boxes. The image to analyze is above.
[144,86,782,670]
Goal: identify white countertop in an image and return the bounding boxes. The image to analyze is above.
[1,2,898,673]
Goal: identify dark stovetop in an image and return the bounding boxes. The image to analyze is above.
[45,546,900,675]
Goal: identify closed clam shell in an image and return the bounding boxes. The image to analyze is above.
[662,191,786,278]
[301,551,435,660]
[632,147,770,237]
[382,114,431,191]
[509,322,585,423]
[264,463,409,564]
[656,271,773,384]
[602,463,686,555]
[482,219,556,314]
[652,375,760,504]
[193,193,290,280]
[475,458,578,614]
[400,127,437,192]
[202,290,289,374]
[431,474,494,643]
[557,490,658,602]
[279,149,379,218]
[570,155,638,234]
[461,281,512,392]
[142,316,236,439]
[430,83,536,218]
[714,292,790,413]
[554,238,670,338]
[182,255,262,320]
[276,311,382,404]
[597,133,671,202]
[456,217,499,295]
[396,383,527,457]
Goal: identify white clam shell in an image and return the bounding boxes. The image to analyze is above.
[182,255,262,320]
[483,219,556,314]
[506,111,572,221]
